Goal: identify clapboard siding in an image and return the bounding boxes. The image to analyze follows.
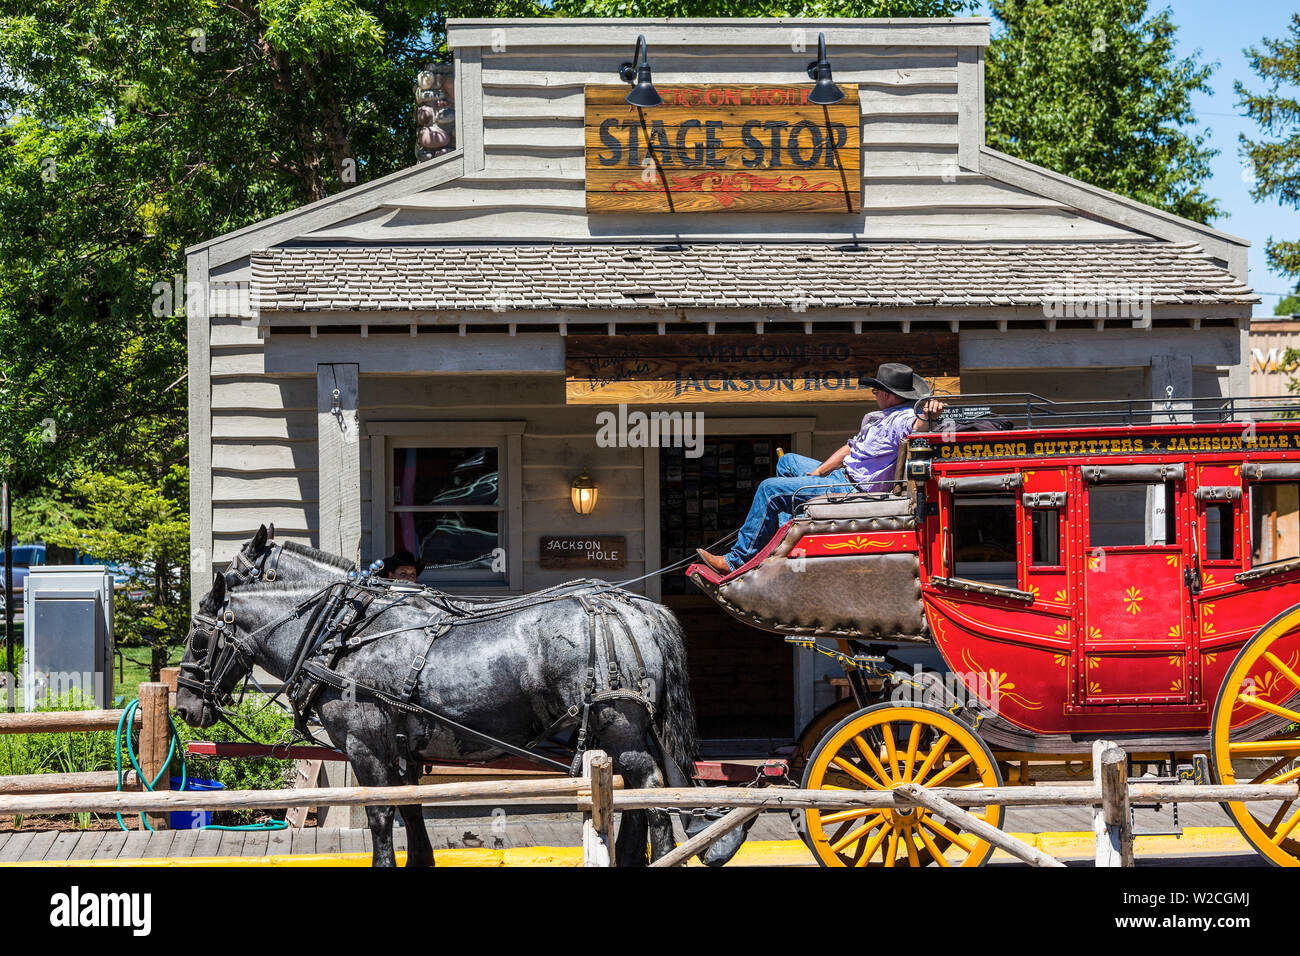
[285,32,1156,245]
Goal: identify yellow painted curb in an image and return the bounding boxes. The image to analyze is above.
[0,827,1254,866]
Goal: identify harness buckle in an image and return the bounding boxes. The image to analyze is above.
[223,610,235,624]
[410,655,427,670]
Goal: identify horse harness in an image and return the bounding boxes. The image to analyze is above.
[187,576,662,777]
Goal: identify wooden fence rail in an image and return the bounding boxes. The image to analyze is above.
[0,719,1281,866]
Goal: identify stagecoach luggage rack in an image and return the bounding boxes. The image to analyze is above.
[920,392,1300,430]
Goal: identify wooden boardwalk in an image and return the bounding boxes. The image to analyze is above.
[0,802,1248,863]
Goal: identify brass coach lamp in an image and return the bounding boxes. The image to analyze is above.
[806,32,845,106]
[620,35,663,108]
[570,470,599,516]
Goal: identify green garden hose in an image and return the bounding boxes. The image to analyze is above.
[114,698,288,833]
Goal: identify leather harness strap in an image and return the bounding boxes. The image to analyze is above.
[188,571,664,779]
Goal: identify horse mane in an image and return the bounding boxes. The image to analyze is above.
[280,540,356,572]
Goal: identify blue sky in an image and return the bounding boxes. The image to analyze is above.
[973,1,1298,314]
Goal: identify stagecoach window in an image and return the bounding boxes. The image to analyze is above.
[1030,509,1061,567]
[1204,502,1236,562]
[1251,482,1300,566]
[951,495,1018,587]
[1088,482,1178,548]
[391,446,504,584]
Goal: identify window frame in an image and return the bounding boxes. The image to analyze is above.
[369,421,524,593]
[1248,479,1300,571]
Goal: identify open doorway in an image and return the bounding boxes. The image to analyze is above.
[660,434,794,744]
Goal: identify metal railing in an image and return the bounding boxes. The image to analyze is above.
[922,392,1300,430]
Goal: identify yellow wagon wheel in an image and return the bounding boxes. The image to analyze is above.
[1211,603,1300,867]
[801,702,1003,867]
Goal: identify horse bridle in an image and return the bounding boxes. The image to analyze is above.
[177,541,283,711]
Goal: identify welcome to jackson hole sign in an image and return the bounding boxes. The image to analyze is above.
[584,84,861,213]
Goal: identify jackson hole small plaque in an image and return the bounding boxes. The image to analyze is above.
[540,535,627,570]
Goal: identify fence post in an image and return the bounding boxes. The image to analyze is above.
[1100,746,1134,867]
[582,750,614,867]
[138,683,171,830]
[1093,739,1133,866]
[160,667,179,710]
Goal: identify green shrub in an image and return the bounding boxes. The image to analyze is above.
[0,694,300,827]
[172,698,298,824]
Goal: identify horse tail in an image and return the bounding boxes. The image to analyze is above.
[646,602,698,781]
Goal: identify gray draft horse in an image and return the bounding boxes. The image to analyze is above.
[175,527,743,867]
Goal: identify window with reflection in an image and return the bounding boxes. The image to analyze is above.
[391,446,504,584]
[1251,482,1300,566]
[951,495,1018,587]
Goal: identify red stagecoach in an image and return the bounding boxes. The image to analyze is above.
[688,394,1300,866]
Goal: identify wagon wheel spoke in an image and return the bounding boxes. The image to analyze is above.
[1270,805,1300,846]
[917,752,975,789]
[829,755,887,791]
[828,813,886,855]
[820,806,881,826]
[915,820,951,866]
[912,732,953,784]
[920,816,977,855]
[903,825,921,867]
[882,828,900,867]
[1266,766,1300,787]
[1236,694,1300,724]
[854,825,890,868]
[1228,738,1300,755]
[902,722,923,783]
[849,733,894,785]
[1250,754,1298,785]
[1267,800,1295,833]
[1264,651,1300,693]
[880,722,902,782]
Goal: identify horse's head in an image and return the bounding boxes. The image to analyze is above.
[175,525,275,727]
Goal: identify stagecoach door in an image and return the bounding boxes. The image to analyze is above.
[1078,468,1194,706]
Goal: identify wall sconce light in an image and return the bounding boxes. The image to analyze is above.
[806,33,845,106]
[570,470,599,516]
[620,35,662,108]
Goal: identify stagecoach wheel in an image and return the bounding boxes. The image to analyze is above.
[789,697,867,851]
[801,703,1003,867]
[1211,604,1300,867]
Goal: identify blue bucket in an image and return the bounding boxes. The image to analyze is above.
[169,776,225,830]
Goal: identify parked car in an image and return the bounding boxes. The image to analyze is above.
[1,543,139,602]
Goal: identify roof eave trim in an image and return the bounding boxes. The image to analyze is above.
[978,147,1249,250]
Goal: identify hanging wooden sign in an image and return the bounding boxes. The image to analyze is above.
[566,332,959,405]
[584,85,861,214]
[540,536,627,570]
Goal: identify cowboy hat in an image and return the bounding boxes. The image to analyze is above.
[860,362,932,401]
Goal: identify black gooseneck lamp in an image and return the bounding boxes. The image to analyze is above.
[620,34,662,108]
[806,32,845,106]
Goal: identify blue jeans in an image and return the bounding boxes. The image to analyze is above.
[723,453,855,571]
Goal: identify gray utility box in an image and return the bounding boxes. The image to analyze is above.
[22,565,115,709]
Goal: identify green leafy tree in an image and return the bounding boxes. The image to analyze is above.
[984,0,1220,223]
[1278,293,1300,316]
[30,470,192,680]
[1237,13,1300,288]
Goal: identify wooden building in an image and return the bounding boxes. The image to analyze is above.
[187,17,1257,746]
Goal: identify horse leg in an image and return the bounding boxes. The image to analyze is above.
[398,764,435,868]
[344,743,403,867]
[642,763,676,864]
[602,715,660,867]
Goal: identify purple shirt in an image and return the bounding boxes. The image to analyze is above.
[843,405,917,491]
